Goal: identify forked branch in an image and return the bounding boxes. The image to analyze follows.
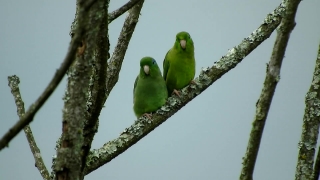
[108,0,142,23]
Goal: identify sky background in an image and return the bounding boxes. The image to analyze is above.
[1,0,320,179]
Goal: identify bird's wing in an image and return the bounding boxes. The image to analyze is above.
[133,75,139,103]
[163,51,170,80]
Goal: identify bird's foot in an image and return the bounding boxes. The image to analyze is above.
[142,113,152,119]
[189,80,196,85]
[172,89,181,97]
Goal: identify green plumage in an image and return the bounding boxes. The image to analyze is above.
[163,31,196,95]
[133,57,168,118]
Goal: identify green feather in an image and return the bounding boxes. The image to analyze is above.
[133,57,168,117]
[163,31,196,95]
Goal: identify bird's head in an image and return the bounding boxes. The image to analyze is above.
[140,57,160,77]
[175,31,194,51]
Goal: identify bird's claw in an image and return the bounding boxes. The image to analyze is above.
[189,80,196,85]
[172,89,181,97]
[142,113,152,119]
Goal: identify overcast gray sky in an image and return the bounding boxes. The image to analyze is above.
[1,0,320,179]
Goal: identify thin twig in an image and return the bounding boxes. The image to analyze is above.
[240,0,301,179]
[0,0,97,151]
[8,75,50,180]
[84,1,286,175]
[106,0,145,97]
[108,0,142,23]
[296,43,320,180]
[313,145,320,180]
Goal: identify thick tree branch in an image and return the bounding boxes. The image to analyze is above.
[106,0,145,98]
[8,75,50,180]
[54,0,143,177]
[54,0,104,180]
[240,0,300,180]
[59,1,144,176]
[69,0,144,177]
[108,0,142,24]
[313,145,320,180]
[295,43,320,180]
[84,1,287,175]
[0,0,96,151]
[82,0,110,174]
[80,2,144,158]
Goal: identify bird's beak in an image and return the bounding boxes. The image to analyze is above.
[180,39,186,49]
[144,65,150,75]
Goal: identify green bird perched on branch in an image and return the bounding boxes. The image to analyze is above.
[163,31,196,96]
[133,57,168,119]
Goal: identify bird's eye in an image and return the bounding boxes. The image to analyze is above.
[152,60,156,64]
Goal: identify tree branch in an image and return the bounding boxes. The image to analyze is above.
[83,1,287,175]
[71,1,144,176]
[108,0,142,24]
[295,43,320,180]
[0,0,97,151]
[106,0,145,98]
[8,75,50,180]
[79,1,144,159]
[53,0,105,180]
[81,0,110,174]
[313,145,320,180]
[54,0,141,177]
[240,0,301,180]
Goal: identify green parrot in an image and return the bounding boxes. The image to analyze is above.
[133,57,168,118]
[163,31,196,96]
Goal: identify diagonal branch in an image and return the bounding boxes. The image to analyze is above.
[0,0,97,151]
[84,1,287,175]
[8,75,50,180]
[296,43,320,180]
[106,0,145,98]
[108,0,142,24]
[240,0,301,179]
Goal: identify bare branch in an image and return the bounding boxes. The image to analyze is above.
[313,145,320,180]
[84,1,286,175]
[240,0,301,179]
[0,0,97,151]
[106,0,145,98]
[295,43,320,179]
[108,0,142,23]
[7,75,50,180]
